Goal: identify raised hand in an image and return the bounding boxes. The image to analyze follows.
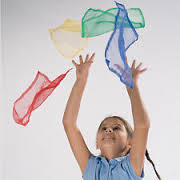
[72,53,95,82]
[130,59,147,85]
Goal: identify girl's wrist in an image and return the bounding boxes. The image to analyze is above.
[76,73,89,83]
[75,78,87,87]
[126,82,139,95]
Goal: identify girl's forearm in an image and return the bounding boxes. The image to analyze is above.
[126,84,150,128]
[62,79,87,127]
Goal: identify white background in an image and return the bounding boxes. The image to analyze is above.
[1,0,180,179]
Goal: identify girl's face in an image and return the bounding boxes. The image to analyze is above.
[96,118,130,151]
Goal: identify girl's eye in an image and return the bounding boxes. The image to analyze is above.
[101,127,120,131]
[113,127,120,130]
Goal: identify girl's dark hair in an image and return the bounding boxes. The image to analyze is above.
[96,116,162,180]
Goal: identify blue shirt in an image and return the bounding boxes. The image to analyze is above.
[82,153,144,180]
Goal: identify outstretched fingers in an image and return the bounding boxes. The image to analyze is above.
[136,62,147,73]
[72,53,95,67]
[84,52,95,64]
[85,54,89,62]
[131,60,136,69]
[131,59,147,76]
[89,53,95,62]
[72,60,77,68]
[136,62,143,70]
[139,68,147,73]
[79,55,83,64]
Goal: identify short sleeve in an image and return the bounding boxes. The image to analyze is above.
[121,155,144,180]
[82,154,97,179]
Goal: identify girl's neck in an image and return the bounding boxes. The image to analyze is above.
[100,149,129,161]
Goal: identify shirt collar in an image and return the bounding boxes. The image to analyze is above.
[95,153,129,163]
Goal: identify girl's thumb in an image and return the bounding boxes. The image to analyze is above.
[72,60,76,67]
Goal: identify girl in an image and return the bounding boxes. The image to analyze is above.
[62,53,161,180]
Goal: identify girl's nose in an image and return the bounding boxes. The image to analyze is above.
[105,128,113,133]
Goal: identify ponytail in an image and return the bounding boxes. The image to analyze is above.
[145,149,162,180]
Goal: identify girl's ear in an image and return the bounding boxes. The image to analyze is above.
[127,138,132,148]
[127,144,131,151]
[126,140,131,154]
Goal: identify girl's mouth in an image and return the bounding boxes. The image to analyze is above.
[102,136,115,140]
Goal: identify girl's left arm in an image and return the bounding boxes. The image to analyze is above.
[126,59,150,177]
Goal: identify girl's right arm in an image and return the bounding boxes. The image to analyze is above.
[62,53,95,176]
[126,59,150,177]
